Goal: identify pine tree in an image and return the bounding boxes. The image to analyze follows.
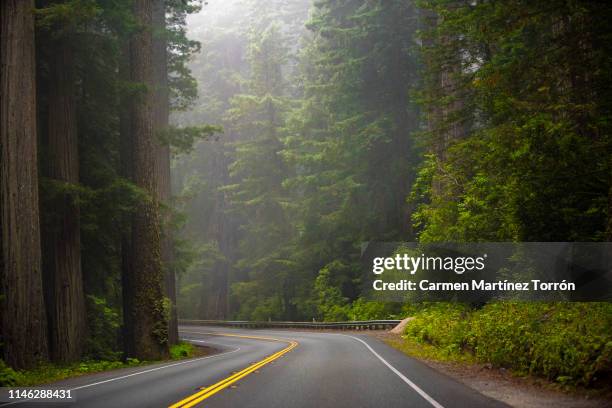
[281,0,421,318]
[225,25,296,320]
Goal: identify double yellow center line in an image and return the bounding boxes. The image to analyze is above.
[169,332,299,408]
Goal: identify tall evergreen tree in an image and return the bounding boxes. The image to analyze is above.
[280,0,420,319]
[172,0,311,320]
[413,0,612,243]
[0,0,49,369]
[152,0,179,346]
[125,0,168,360]
[35,0,101,363]
[225,25,296,320]
[45,32,86,364]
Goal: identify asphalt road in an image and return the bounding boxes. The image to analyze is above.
[1,325,508,408]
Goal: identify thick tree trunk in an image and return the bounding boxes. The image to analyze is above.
[126,0,168,360]
[0,0,49,369]
[152,0,178,345]
[119,41,135,358]
[46,39,86,363]
[608,176,612,242]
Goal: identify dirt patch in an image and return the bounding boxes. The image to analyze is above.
[389,317,414,334]
[191,344,219,357]
[372,332,612,408]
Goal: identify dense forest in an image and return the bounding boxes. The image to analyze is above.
[1,0,611,388]
[0,0,215,370]
[174,0,612,322]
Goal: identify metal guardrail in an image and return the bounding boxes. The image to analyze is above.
[179,319,401,330]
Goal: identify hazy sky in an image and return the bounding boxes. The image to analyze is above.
[186,0,245,40]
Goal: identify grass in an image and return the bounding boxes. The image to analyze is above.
[382,334,476,365]
[8,359,145,386]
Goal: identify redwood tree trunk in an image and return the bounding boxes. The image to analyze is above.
[126,0,168,360]
[46,39,86,363]
[608,177,612,241]
[152,0,178,345]
[119,40,135,358]
[0,0,49,369]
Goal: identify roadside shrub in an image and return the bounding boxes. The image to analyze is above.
[170,342,197,359]
[469,302,612,385]
[467,302,544,372]
[347,299,385,320]
[404,303,471,356]
[0,360,21,386]
[314,263,350,321]
[402,302,612,387]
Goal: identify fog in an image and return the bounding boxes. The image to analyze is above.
[172,0,312,320]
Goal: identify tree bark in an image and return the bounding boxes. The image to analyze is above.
[126,0,168,360]
[606,174,612,242]
[152,0,178,346]
[119,40,135,358]
[0,0,49,369]
[46,38,86,363]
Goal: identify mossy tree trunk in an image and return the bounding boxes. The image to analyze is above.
[152,0,178,346]
[125,0,168,360]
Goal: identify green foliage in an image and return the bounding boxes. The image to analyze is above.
[35,0,102,36]
[470,302,612,386]
[412,0,612,242]
[169,342,197,359]
[7,359,143,387]
[152,297,172,347]
[221,22,298,320]
[167,5,612,395]
[404,303,471,357]
[346,299,400,321]
[158,125,222,154]
[173,0,422,322]
[397,2,612,388]
[0,360,21,387]
[313,264,401,321]
[26,0,204,372]
[85,295,122,361]
[5,342,200,386]
[278,0,421,318]
[314,262,350,321]
[403,302,612,387]
[166,1,204,110]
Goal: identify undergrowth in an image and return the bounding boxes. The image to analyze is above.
[399,302,612,388]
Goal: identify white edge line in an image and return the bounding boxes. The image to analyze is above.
[344,335,445,408]
[0,340,240,407]
[73,342,241,391]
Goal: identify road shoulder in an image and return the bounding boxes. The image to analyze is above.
[375,332,611,408]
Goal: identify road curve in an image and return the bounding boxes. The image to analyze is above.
[1,325,508,408]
